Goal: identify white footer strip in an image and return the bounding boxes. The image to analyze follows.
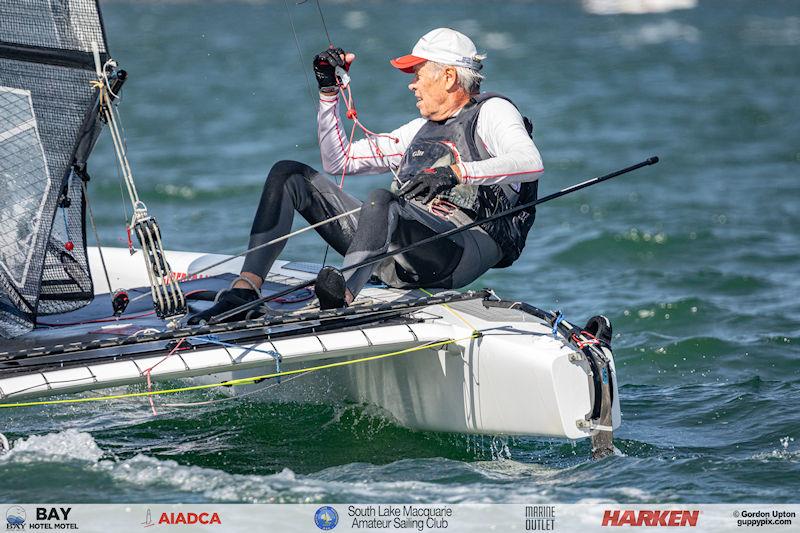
[2,504,796,532]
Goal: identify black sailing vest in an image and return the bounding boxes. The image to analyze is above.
[395,93,538,268]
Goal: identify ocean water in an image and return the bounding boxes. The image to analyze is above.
[1,0,799,503]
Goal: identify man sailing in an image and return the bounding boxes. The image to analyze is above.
[188,28,543,325]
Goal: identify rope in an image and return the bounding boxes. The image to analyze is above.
[91,61,187,322]
[163,370,309,408]
[187,207,362,276]
[339,83,402,184]
[0,334,478,409]
[282,0,318,108]
[316,79,402,265]
[81,180,114,295]
[91,78,139,207]
[198,335,282,378]
[312,0,333,46]
[572,330,601,349]
[419,288,478,333]
[552,311,564,338]
[142,338,186,415]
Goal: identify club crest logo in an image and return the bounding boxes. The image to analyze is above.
[314,506,338,530]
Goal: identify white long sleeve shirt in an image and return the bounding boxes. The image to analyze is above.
[317,93,544,186]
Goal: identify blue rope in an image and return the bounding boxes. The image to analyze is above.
[552,311,564,338]
[198,335,282,382]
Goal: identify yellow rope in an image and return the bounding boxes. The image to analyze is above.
[90,79,108,109]
[0,334,479,409]
[419,288,478,332]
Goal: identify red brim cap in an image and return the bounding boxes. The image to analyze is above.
[390,54,426,73]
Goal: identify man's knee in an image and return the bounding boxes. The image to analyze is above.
[265,160,313,188]
[261,161,319,205]
[363,188,397,211]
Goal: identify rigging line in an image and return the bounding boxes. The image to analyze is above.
[142,337,186,415]
[110,86,135,208]
[322,106,359,265]
[419,288,477,333]
[105,76,132,229]
[340,84,402,183]
[322,110,357,258]
[0,335,478,408]
[95,73,143,212]
[116,166,130,232]
[283,0,318,108]
[289,0,339,266]
[80,180,114,295]
[314,0,333,46]
[187,206,361,276]
[163,370,309,408]
[297,0,333,46]
[94,81,139,206]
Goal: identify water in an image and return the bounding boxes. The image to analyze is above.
[1,0,799,503]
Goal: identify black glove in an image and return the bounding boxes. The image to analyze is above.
[399,166,459,204]
[313,46,348,93]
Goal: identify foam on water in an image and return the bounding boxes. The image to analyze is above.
[751,437,799,462]
[2,429,104,464]
[0,431,555,503]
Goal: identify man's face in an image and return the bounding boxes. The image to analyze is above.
[408,61,450,120]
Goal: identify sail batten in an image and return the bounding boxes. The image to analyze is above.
[0,41,106,70]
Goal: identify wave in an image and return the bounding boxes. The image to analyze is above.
[0,429,561,503]
[549,229,707,264]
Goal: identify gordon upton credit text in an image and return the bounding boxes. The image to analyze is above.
[348,505,452,530]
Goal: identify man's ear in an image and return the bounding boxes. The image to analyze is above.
[443,66,459,91]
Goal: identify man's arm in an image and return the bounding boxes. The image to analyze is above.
[318,94,423,176]
[454,98,544,186]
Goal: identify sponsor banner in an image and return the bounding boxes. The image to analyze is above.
[0,503,797,532]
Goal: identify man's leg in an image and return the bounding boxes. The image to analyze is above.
[238,160,360,287]
[188,160,360,323]
[338,190,500,301]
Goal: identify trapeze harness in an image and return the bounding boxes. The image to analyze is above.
[395,92,538,268]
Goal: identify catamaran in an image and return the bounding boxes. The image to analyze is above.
[0,0,656,458]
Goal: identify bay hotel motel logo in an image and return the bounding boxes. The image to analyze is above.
[6,507,25,529]
[6,507,77,530]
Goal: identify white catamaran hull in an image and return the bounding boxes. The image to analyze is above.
[0,248,621,441]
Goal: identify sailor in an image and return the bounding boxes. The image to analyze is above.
[188,28,543,324]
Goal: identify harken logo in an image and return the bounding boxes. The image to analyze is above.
[602,510,700,527]
[158,512,221,525]
[5,506,26,529]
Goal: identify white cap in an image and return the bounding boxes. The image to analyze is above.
[390,28,483,73]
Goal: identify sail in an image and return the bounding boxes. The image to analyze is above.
[0,0,109,337]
